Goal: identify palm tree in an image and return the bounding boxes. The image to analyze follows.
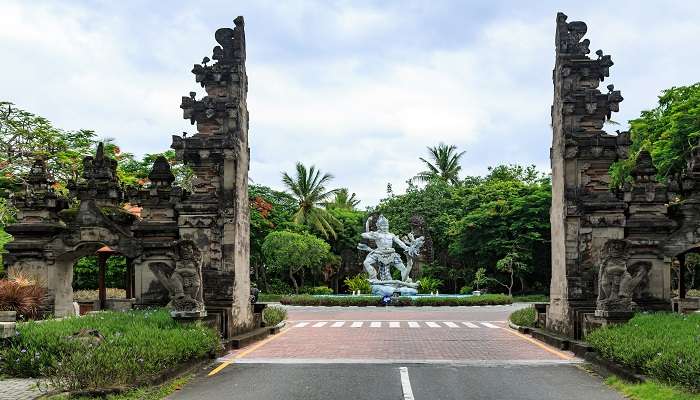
[282,162,339,238]
[410,143,465,185]
[325,188,360,210]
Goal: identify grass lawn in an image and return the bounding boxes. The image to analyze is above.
[0,309,220,393]
[606,376,700,400]
[587,313,700,392]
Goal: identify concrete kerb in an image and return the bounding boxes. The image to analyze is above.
[516,325,648,384]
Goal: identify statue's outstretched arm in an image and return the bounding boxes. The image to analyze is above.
[393,235,410,251]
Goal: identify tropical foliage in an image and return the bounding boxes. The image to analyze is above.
[282,162,340,238]
[610,83,700,188]
[410,143,466,185]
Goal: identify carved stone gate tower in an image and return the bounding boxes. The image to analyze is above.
[3,17,254,339]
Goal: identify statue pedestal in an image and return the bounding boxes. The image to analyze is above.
[583,309,634,337]
[371,284,417,297]
[171,309,207,323]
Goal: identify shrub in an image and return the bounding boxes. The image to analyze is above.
[305,286,333,295]
[266,278,293,295]
[344,273,371,294]
[0,309,220,391]
[418,276,442,294]
[509,306,536,327]
[411,294,511,306]
[587,313,700,392]
[459,285,473,295]
[0,278,47,320]
[512,294,549,303]
[262,305,287,327]
[279,293,512,307]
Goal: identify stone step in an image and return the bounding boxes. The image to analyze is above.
[229,326,270,349]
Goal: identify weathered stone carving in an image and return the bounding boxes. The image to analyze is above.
[358,215,424,296]
[3,17,254,338]
[596,240,651,312]
[152,240,206,318]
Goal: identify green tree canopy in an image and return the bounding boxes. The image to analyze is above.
[262,230,332,293]
[610,83,700,188]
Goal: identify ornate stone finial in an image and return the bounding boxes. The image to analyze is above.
[148,156,175,187]
[630,150,657,183]
[26,158,51,188]
[556,12,590,56]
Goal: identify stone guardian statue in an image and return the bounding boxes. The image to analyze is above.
[357,215,424,296]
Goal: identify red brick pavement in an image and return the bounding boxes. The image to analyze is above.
[231,324,560,361]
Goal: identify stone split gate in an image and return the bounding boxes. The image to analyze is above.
[548,12,700,339]
[4,17,253,338]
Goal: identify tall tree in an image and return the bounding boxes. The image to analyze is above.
[281,162,339,238]
[411,143,466,185]
[325,188,360,210]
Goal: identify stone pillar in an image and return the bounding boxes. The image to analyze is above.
[547,13,627,338]
[172,17,253,337]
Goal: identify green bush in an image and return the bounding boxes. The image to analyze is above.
[279,294,512,307]
[512,294,549,303]
[262,305,287,327]
[265,278,293,295]
[411,294,511,306]
[418,276,442,294]
[587,313,700,392]
[509,305,536,327]
[459,285,473,295]
[344,273,371,294]
[302,286,333,295]
[0,309,220,391]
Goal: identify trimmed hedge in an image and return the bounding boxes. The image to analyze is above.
[509,305,536,327]
[279,294,512,307]
[587,313,700,392]
[0,309,220,392]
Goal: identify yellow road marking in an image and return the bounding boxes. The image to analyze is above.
[503,328,574,360]
[208,326,292,376]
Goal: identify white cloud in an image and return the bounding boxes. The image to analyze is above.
[1,1,699,207]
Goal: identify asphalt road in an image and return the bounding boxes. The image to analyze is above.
[168,304,625,400]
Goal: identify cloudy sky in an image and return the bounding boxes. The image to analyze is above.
[1,1,699,206]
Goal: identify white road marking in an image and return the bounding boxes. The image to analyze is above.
[408,321,420,328]
[425,321,441,328]
[481,322,500,329]
[399,367,415,400]
[331,321,345,327]
[312,321,327,328]
[351,321,363,328]
[294,322,309,328]
[462,322,479,328]
[443,321,459,328]
[389,321,400,328]
[370,321,382,328]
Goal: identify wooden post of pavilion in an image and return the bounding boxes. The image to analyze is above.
[96,246,116,310]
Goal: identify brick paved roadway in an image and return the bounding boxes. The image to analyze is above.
[221,305,575,364]
[170,305,625,400]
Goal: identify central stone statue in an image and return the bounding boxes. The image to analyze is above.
[358,215,424,296]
